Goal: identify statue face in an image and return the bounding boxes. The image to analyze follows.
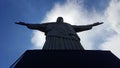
[56,17,64,23]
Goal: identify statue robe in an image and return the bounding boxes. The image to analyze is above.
[27,22,92,50]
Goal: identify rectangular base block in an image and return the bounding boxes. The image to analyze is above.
[10,50,120,68]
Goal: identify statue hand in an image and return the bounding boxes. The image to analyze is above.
[92,22,103,26]
[15,22,27,26]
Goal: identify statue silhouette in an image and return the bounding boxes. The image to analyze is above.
[15,17,103,50]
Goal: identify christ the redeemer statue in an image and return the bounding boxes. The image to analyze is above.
[16,17,103,50]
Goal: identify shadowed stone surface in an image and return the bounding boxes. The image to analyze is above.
[10,50,120,68]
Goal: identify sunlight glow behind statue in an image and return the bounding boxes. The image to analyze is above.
[15,17,103,50]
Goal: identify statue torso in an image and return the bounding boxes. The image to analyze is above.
[45,22,80,41]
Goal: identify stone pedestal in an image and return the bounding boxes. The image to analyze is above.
[10,50,120,68]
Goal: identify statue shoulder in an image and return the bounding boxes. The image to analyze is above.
[41,22,56,25]
[64,22,72,26]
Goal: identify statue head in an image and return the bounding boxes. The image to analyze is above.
[56,17,64,23]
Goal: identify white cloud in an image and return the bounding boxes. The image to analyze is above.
[31,31,45,48]
[31,0,120,58]
[100,0,120,58]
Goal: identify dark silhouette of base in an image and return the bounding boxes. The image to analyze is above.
[10,50,120,68]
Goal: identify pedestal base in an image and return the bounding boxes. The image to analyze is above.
[10,50,120,68]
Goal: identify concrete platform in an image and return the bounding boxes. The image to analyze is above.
[10,50,120,68]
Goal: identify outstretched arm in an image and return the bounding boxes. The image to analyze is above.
[15,22,47,32]
[90,22,103,27]
[72,22,103,32]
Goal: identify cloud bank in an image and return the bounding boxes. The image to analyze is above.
[100,0,120,58]
[31,0,120,58]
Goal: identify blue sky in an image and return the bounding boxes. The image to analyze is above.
[1,0,120,68]
[0,0,65,67]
